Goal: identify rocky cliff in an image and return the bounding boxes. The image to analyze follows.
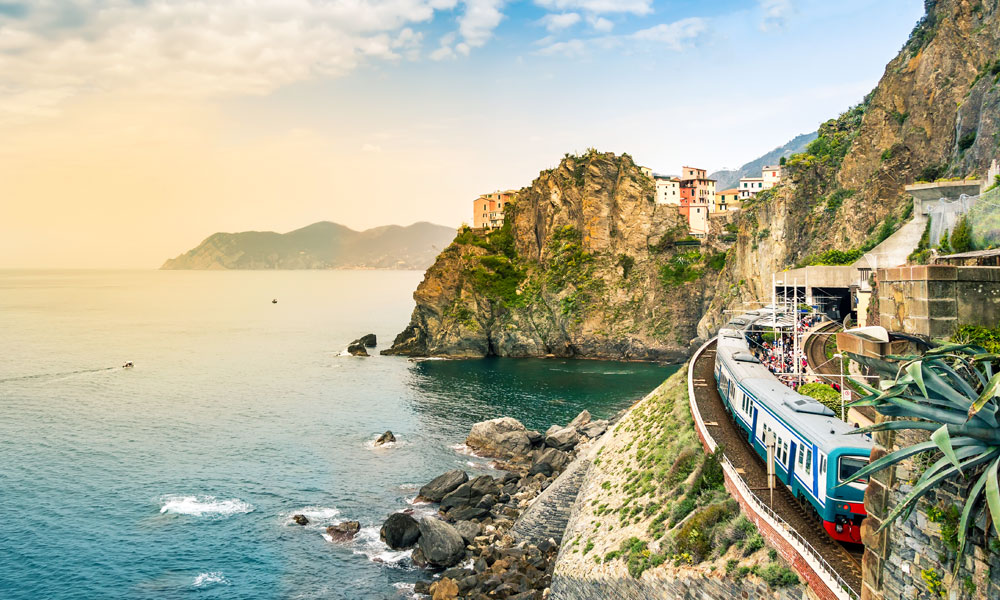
[386,152,728,361]
[161,221,455,270]
[699,0,1000,336]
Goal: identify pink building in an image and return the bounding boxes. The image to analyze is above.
[472,190,517,230]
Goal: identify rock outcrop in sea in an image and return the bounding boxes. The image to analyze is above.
[384,151,729,361]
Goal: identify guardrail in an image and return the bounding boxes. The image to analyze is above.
[687,337,860,600]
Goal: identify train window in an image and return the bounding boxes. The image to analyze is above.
[804,449,812,476]
[820,456,827,474]
[797,447,804,467]
[839,456,869,484]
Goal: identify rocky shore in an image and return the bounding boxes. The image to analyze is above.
[378,410,610,599]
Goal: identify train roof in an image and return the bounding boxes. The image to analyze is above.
[716,321,872,455]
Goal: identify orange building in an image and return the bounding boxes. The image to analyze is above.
[679,166,714,237]
[472,190,517,230]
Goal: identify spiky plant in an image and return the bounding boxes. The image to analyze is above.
[841,342,1000,561]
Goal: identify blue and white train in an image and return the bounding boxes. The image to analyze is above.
[713,313,872,543]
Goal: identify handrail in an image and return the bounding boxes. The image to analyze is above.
[688,338,860,600]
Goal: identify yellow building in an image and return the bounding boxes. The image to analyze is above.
[714,188,741,212]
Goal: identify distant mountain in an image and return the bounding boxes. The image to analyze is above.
[709,131,818,190]
[161,221,456,270]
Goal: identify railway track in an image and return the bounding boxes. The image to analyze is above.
[692,343,863,592]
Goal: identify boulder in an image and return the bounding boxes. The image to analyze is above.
[429,577,459,600]
[380,512,421,549]
[445,505,489,522]
[418,469,469,502]
[466,417,532,460]
[347,342,368,356]
[441,475,501,511]
[568,409,592,429]
[417,518,467,568]
[356,333,377,347]
[374,430,396,446]
[529,447,570,476]
[525,430,543,445]
[291,514,309,526]
[326,520,361,542]
[453,520,481,545]
[544,424,561,437]
[544,426,579,451]
[580,419,609,438]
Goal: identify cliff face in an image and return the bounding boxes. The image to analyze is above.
[386,152,727,361]
[699,0,1000,336]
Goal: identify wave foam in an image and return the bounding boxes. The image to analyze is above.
[283,506,340,527]
[351,526,413,568]
[192,572,229,587]
[159,496,253,517]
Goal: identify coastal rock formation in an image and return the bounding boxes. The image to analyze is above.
[325,521,361,542]
[528,447,570,477]
[291,514,309,526]
[347,341,368,356]
[384,152,726,360]
[373,430,395,446]
[356,333,377,347]
[380,513,421,550]
[418,470,469,503]
[161,221,455,270]
[415,518,467,568]
[700,0,1000,334]
[465,417,533,460]
[543,427,578,452]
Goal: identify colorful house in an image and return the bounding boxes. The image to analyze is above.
[472,190,517,230]
[654,175,680,205]
[715,188,741,212]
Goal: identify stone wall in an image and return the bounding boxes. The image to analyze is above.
[861,421,1000,600]
[552,572,809,600]
[877,265,1000,339]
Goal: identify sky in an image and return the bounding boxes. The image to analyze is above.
[0,0,926,268]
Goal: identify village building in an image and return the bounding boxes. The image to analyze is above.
[679,166,714,237]
[739,165,785,200]
[472,190,517,230]
[654,175,680,205]
[714,188,741,212]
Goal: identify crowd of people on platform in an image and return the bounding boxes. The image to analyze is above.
[744,313,827,391]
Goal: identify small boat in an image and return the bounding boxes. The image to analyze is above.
[272,299,278,304]
[122,362,134,369]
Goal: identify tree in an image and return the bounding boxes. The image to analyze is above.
[938,229,952,254]
[951,216,973,253]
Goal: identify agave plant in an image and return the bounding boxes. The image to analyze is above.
[840,342,1000,561]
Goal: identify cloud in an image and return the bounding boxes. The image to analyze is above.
[759,0,794,31]
[534,0,652,16]
[0,0,458,121]
[432,0,506,60]
[536,39,587,58]
[587,16,614,32]
[631,17,708,51]
[539,12,581,32]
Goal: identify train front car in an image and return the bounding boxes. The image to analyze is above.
[825,446,871,543]
[714,313,873,546]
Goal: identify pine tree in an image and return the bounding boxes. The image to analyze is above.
[951,215,973,253]
[938,229,952,254]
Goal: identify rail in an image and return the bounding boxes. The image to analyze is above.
[687,338,860,600]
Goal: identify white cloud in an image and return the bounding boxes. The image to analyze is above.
[536,39,587,58]
[0,0,459,121]
[459,0,506,48]
[631,17,708,51]
[759,0,794,31]
[534,0,652,16]
[539,12,581,32]
[587,16,614,32]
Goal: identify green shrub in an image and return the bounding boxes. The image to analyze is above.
[672,502,738,562]
[658,250,703,287]
[725,559,740,576]
[743,532,764,556]
[669,497,696,526]
[958,130,977,151]
[798,383,842,416]
[755,563,799,588]
[953,324,1000,353]
[951,215,973,252]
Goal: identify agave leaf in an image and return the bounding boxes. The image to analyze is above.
[921,366,975,409]
[847,421,941,436]
[957,463,991,561]
[932,425,963,475]
[881,395,970,425]
[987,458,1000,539]
[970,372,1000,421]
[877,448,1000,533]
[839,438,980,486]
[926,343,988,355]
[915,445,989,490]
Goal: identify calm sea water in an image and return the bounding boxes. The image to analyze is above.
[0,270,676,599]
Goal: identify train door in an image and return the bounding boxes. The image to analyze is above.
[788,440,797,490]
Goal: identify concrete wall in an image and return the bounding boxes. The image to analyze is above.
[877,265,1000,338]
[862,423,1000,600]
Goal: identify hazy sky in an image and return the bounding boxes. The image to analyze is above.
[0,0,924,268]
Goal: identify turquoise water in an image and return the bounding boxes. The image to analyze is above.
[0,270,676,599]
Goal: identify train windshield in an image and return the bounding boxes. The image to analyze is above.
[839,456,869,484]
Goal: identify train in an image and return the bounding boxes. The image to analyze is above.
[713,309,872,544]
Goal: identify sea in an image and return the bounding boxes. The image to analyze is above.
[0,270,677,599]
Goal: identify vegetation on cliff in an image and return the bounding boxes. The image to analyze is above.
[556,367,799,589]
